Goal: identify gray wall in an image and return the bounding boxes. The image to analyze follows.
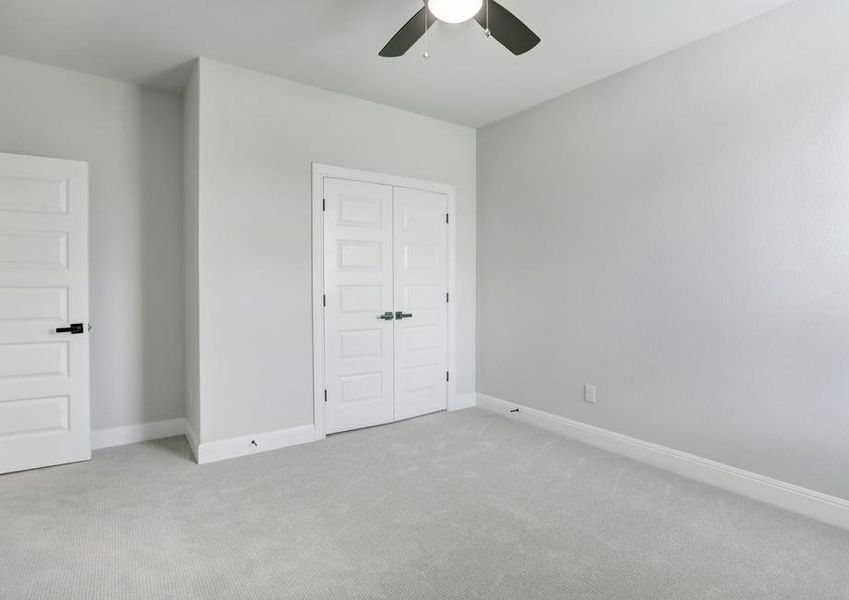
[193,58,476,443]
[0,55,185,430]
[183,61,201,437]
[477,0,849,499]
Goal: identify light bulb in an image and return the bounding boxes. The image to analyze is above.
[427,0,483,24]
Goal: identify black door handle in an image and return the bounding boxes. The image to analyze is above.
[395,312,413,320]
[378,312,395,321]
[56,323,84,334]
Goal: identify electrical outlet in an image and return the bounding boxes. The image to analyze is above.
[584,384,596,404]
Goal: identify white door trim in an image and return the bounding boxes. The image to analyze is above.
[311,163,458,439]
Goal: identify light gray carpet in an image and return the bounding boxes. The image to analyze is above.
[2,408,848,599]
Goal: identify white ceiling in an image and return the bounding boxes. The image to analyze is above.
[0,0,794,127]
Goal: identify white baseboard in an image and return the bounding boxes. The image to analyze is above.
[476,393,849,531]
[449,392,477,411]
[195,424,316,465]
[184,421,200,462]
[91,417,187,450]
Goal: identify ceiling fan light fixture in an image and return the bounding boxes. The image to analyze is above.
[379,0,539,58]
[427,0,483,24]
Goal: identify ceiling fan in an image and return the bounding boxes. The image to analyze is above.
[379,0,540,58]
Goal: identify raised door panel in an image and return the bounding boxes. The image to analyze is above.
[0,175,68,214]
[0,286,68,322]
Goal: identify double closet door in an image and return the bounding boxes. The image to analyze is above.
[323,177,448,434]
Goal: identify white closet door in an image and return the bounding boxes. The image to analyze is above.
[0,152,90,474]
[393,187,448,420]
[323,178,395,434]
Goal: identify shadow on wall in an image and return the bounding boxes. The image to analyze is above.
[0,56,184,429]
[134,89,186,426]
[0,55,186,431]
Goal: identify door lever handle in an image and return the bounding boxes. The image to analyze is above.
[378,312,395,321]
[56,323,84,334]
[395,311,413,320]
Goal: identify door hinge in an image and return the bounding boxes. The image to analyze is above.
[446,292,449,303]
[324,389,327,403]
[445,212,449,224]
[322,198,326,211]
[446,371,450,382]
[322,294,326,307]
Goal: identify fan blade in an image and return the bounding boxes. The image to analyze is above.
[379,7,437,57]
[474,0,540,55]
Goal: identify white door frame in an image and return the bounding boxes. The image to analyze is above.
[311,163,458,440]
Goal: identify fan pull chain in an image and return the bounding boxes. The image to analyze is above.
[422,8,431,60]
[484,0,491,38]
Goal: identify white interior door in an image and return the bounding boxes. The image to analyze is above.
[0,152,90,474]
[323,178,395,434]
[393,187,448,420]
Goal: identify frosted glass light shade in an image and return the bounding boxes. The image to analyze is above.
[428,0,483,24]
